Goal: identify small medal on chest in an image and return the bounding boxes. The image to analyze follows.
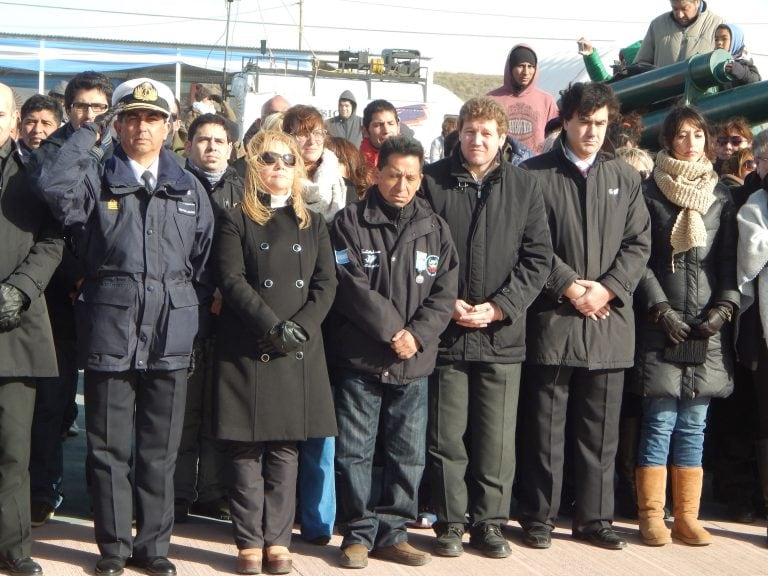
[415,250,427,284]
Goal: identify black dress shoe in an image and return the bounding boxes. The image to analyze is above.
[128,557,177,576]
[522,525,552,549]
[434,524,464,557]
[0,558,42,576]
[574,527,627,550]
[95,556,126,576]
[469,524,511,558]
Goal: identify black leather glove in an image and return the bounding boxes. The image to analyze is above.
[0,283,30,332]
[92,104,122,135]
[693,303,733,338]
[650,302,691,345]
[266,320,308,355]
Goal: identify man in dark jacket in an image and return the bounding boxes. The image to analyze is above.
[421,97,552,559]
[0,82,63,576]
[26,71,113,529]
[33,78,214,576]
[516,82,651,551]
[330,135,459,569]
[325,90,363,148]
[173,113,244,523]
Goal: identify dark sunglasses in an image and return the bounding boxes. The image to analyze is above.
[260,151,297,167]
[744,159,757,171]
[716,135,747,146]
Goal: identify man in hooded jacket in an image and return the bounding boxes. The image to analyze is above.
[487,44,558,155]
[326,90,363,148]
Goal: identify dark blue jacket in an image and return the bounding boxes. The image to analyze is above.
[33,124,214,371]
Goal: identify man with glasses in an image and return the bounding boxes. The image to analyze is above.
[26,70,115,530]
[34,78,214,576]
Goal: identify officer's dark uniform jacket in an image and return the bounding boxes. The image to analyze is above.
[33,124,214,372]
[421,146,553,364]
[329,188,459,384]
[520,140,651,369]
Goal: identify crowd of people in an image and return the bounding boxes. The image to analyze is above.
[1,0,768,575]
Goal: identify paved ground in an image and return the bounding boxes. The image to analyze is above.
[31,380,768,576]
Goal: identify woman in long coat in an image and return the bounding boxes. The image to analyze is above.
[213,130,337,574]
[631,106,738,547]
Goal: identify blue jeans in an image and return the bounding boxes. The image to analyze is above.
[637,397,710,467]
[334,369,427,550]
[298,436,336,541]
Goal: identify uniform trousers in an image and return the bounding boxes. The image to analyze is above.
[0,379,36,562]
[228,441,298,550]
[427,361,520,529]
[517,365,623,535]
[85,369,187,560]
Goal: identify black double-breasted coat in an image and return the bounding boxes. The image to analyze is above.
[213,203,338,442]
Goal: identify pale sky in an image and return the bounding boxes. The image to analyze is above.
[1,0,766,76]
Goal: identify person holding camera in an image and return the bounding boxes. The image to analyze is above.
[630,106,738,547]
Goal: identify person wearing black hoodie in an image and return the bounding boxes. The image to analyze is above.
[326,90,363,149]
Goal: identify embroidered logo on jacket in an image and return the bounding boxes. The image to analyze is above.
[361,249,380,268]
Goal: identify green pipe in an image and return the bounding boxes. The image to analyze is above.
[611,49,733,111]
[639,80,768,149]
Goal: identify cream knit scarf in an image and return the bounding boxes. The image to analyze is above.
[653,150,718,263]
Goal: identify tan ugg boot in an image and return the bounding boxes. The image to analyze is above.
[670,466,712,546]
[636,466,672,546]
[236,548,262,575]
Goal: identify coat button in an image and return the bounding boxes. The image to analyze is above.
[260,354,270,362]
[292,243,302,252]
[264,279,273,288]
[295,351,304,360]
[147,229,153,235]
[383,370,389,377]
[138,360,144,367]
[147,285,154,292]
[260,242,270,250]
[295,280,304,288]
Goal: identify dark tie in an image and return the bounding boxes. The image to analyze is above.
[142,170,154,193]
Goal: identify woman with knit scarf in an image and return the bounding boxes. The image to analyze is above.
[630,106,739,547]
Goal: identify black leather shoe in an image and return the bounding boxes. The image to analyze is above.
[95,556,125,576]
[0,558,42,576]
[434,524,464,557]
[469,524,511,558]
[128,557,177,576]
[522,525,552,549]
[574,527,627,550]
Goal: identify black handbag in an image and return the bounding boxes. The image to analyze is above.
[663,320,708,365]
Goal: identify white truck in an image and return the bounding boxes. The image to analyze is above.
[228,48,464,152]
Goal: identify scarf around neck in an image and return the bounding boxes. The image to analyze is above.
[653,149,718,263]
